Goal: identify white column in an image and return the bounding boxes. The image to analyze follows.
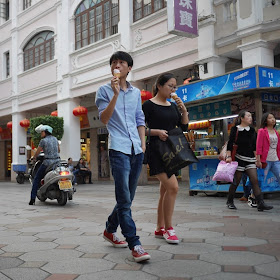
[118,0,132,51]
[11,112,27,180]
[238,40,276,68]
[196,56,228,79]
[57,99,81,161]
[55,1,80,162]
[196,1,228,79]
[10,1,23,181]
[236,0,264,30]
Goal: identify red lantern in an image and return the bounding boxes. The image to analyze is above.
[7,121,12,130]
[73,106,88,121]
[20,119,30,131]
[51,110,58,117]
[140,90,152,103]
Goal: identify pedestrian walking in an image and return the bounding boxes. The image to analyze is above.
[142,73,189,244]
[256,112,280,184]
[225,110,273,211]
[95,51,150,262]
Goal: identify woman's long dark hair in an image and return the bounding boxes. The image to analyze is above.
[153,73,175,96]
[234,110,249,126]
[261,112,276,128]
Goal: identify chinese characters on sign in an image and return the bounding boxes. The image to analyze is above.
[167,0,198,38]
[258,66,280,88]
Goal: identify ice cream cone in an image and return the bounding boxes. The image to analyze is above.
[171,93,177,100]
[113,69,121,78]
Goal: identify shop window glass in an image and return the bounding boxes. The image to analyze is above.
[133,0,166,22]
[23,31,54,71]
[75,0,119,50]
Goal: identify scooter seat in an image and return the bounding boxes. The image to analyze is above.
[45,162,60,174]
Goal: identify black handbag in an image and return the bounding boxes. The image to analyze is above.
[156,127,198,173]
[143,128,150,164]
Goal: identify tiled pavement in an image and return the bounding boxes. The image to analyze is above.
[0,180,280,280]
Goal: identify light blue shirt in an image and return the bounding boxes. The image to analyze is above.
[95,82,145,155]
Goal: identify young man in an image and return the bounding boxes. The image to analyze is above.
[95,51,150,262]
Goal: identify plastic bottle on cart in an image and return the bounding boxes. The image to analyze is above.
[203,164,210,186]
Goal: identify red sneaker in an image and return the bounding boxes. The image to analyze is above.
[154,227,165,239]
[163,227,179,244]
[132,245,151,262]
[103,230,128,248]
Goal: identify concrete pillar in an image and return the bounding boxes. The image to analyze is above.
[57,99,81,161]
[118,0,132,51]
[238,40,276,68]
[11,112,27,181]
[196,1,228,79]
[254,92,263,129]
[196,56,228,79]
[90,127,98,181]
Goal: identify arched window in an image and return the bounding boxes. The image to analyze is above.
[75,0,119,50]
[133,0,166,22]
[23,31,54,71]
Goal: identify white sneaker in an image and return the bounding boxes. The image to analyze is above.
[132,245,151,262]
[163,227,179,244]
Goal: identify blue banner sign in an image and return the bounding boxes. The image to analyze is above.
[258,66,280,88]
[189,100,231,120]
[262,93,280,103]
[189,159,279,193]
[177,67,257,103]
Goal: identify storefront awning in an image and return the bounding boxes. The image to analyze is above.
[176,65,280,105]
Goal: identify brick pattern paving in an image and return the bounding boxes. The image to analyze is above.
[0,182,279,280]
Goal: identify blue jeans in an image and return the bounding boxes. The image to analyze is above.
[264,161,280,183]
[106,149,144,250]
[31,164,47,199]
[73,169,79,184]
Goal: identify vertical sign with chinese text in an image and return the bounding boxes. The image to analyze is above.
[167,0,198,38]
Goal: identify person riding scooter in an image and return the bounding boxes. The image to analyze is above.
[29,124,60,205]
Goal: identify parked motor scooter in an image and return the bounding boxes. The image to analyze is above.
[30,153,74,206]
[15,159,33,184]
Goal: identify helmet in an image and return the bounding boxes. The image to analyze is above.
[35,124,53,134]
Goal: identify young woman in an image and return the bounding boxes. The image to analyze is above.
[225,110,273,211]
[142,73,189,244]
[256,112,280,184]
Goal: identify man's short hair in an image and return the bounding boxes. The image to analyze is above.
[109,51,133,67]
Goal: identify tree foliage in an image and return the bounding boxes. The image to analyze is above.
[30,116,64,146]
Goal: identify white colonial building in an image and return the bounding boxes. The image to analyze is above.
[0,0,279,182]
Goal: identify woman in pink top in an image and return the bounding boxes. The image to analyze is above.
[256,113,280,184]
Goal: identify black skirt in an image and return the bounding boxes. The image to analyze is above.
[147,139,179,178]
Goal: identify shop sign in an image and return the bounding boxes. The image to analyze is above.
[167,0,198,38]
[0,128,12,140]
[258,66,280,88]
[189,100,231,121]
[188,121,211,130]
[177,67,257,103]
[262,93,280,103]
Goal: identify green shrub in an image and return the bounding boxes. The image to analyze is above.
[30,116,64,146]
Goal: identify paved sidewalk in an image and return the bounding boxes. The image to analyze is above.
[0,181,279,280]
